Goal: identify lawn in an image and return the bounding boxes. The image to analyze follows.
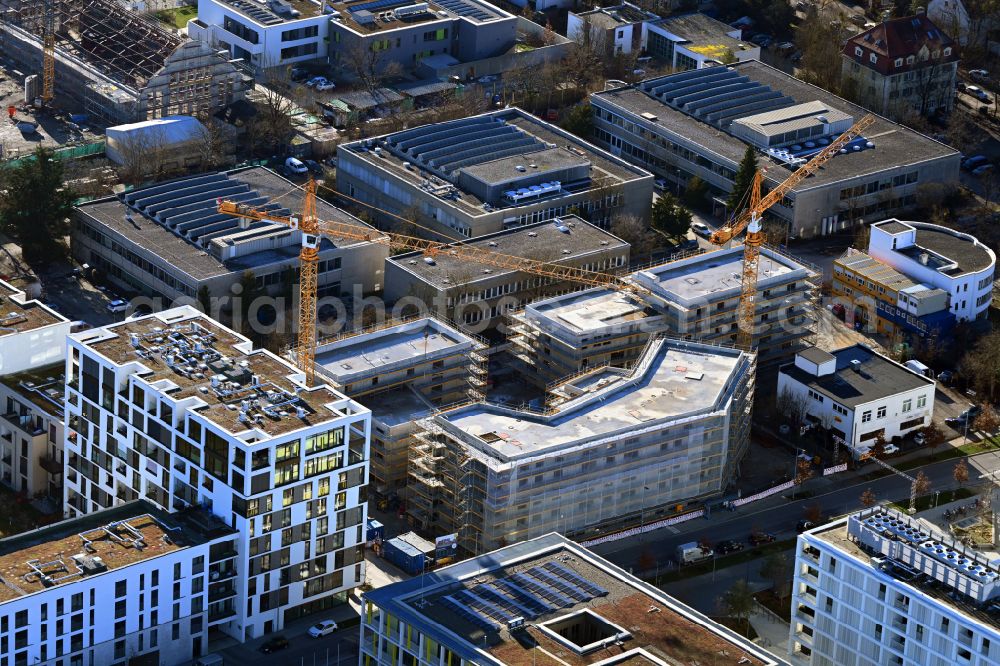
[889,487,975,513]
[153,5,198,29]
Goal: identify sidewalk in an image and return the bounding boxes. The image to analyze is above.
[749,602,790,657]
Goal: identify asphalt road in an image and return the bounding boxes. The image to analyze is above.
[216,625,359,666]
[592,449,1000,573]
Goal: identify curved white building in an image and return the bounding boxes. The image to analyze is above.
[868,219,995,322]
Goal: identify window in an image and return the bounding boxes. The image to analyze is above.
[870,53,878,64]
[862,410,872,423]
[944,47,952,56]
[877,406,887,419]
[855,46,863,57]
[894,58,903,67]
[902,399,912,413]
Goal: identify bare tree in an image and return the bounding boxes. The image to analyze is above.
[610,213,659,258]
[112,126,170,186]
[914,470,932,496]
[339,42,404,112]
[776,387,808,428]
[860,487,877,507]
[251,63,297,154]
[954,459,970,488]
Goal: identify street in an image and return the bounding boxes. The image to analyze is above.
[212,625,359,666]
[592,448,1000,573]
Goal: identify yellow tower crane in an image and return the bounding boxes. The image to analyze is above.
[41,0,55,104]
[218,183,645,385]
[709,113,877,350]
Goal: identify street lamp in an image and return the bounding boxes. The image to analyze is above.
[676,168,682,196]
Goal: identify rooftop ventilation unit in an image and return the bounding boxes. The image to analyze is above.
[850,359,862,373]
[640,112,658,122]
[394,3,430,18]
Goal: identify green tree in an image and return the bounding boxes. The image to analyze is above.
[560,103,593,140]
[0,146,75,261]
[236,270,260,333]
[682,176,710,210]
[719,579,755,636]
[727,145,758,218]
[650,193,693,239]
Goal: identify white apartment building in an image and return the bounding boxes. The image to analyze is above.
[777,345,935,455]
[868,220,996,322]
[791,507,1000,666]
[190,0,332,68]
[0,279,72,499]
[63,306,371,641]
[0,500,238,666]
[567,3,659,56]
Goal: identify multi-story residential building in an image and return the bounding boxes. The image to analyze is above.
[777,344,935,455]
[928,0,998,47]
[384,216,630,335]
[408,337,754,554]
[509,245,817,378]
[645,12,760,70]
[190,0,333,68]
[326,0,517,74]
[361,532,788,666]
[590,61,960,238]
[0,280,72,499]
[0,500,238,666]
[507,286,666,385]
[336,108,654,239]
[313,317,487,497]
[841,13,958,119]
[0,363,67,502]
[867,219,995,323]
[633,246,818,365]
[63,306,371,639]
[567,3,659,56]
[832,247,955,340]
[72,167,388,303]
[791,507,1000,665]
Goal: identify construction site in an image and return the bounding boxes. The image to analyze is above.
[0,0,248,123]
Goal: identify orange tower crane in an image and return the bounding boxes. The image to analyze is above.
[41,0,55,104]
[218,185,645,385]
[709,113,877,350]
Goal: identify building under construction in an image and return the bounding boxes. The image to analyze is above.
[0,0,247,123]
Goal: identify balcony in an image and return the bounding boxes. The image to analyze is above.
[209,581,237,603]
[39,455,62,475]
[208,604,237,623]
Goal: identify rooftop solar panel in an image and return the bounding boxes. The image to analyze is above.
[442,594,500,632]
[348,0,411,12]
[527,567,590,602]
[544,561,609,597]
[510,572,573,607]
[494,579,554,614]
[477,584,540,619]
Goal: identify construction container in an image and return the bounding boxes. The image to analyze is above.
[366,518,384,543]
[383,532,435,575]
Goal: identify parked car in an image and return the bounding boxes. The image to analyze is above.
[305,76,329,88]
[654,178,668,191]
[969,69,990,81]
[316,80,336,92]
[291,67,310,82]
[961,155,989,171]
[691,221,711,237]
[749,531,776,545]
[717,539,745,554]
[308,620,339,637]
[882,443,900,455]
[259,636,290,654]
[477,74,499,84]
[302,159,324,175]
[966,85,990,102]
[284,157,309,175]
[956,82,967,92]
[796,520,816,533]
[937,369,954,383]
[972,164,995,176]
[751,33,772,47]
[106,299,129,314]
[913,432,926,446]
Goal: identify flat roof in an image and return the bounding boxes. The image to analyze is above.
[314,318,479,384]
[527,287,656,334]
[364,533,783,666]
[389,216,628,290]
[366,385,436,427]
[779,343,933,408]
[651,12,753,54]
[837,248,921,293]
[593,61,959,191]
[733,101,852,138]
[874,220,995,276]
[75,167,380,282]
[1,363,66,418]
[0,281,66,338]
[73,307,359,440]
[797,347,835,365]
[441,338,746,460]
[810,509,1000,631]
[0,500,233,604]
[634,246,813,307]
[342,108,650,217]
[218,0,324,24]
[328,0,510,34]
